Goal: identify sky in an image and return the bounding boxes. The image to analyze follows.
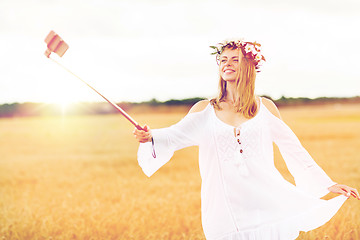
[0,0,359,104]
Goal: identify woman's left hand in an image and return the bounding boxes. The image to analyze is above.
[328,184,360,200]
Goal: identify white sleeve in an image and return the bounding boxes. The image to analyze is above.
[266,109,337,198]
[137,111,204,177]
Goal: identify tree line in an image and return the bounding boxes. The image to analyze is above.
[0,96,359,118]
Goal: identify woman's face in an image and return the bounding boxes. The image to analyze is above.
[219,48,241,82]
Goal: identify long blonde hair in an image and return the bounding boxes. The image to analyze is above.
[210,46,258,118]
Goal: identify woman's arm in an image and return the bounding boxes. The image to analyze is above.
[133,100,209,143]
[263,98,359,199]
[133,100,209,177]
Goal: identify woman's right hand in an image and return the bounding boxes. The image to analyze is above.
[133,124,153,143]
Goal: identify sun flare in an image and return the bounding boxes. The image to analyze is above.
[40,77,87,114]
[42,87,79,114]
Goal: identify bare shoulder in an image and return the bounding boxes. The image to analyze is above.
[188,99,210,114]
[261,97,282,119]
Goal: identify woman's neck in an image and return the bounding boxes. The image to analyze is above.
[225,81,237,104]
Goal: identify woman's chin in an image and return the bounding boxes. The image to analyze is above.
[223,78,236,83]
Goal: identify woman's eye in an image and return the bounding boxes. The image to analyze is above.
[233,59,238,62]
[221,59,227,63]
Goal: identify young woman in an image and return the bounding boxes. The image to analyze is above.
[133,39,359,240]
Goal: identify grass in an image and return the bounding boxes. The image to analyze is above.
[0,102,359,239]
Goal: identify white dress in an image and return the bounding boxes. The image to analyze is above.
[137,97,348,240]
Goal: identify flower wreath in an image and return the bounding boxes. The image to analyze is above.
[210,39,266,72]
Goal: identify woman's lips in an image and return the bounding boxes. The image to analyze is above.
[224,69,235,74]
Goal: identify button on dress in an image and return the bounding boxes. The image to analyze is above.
[137,97,348,240]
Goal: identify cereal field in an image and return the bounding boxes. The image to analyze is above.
[0,102,359,239]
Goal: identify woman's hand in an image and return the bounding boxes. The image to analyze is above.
[133,124,153,143]
[328,184,360,200]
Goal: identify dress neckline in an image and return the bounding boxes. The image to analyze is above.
[210,97,263,129]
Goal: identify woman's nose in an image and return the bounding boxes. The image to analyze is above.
[226,60,233,66]
[226,61,231,66]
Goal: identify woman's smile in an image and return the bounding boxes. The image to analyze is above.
[223,68,235,74]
